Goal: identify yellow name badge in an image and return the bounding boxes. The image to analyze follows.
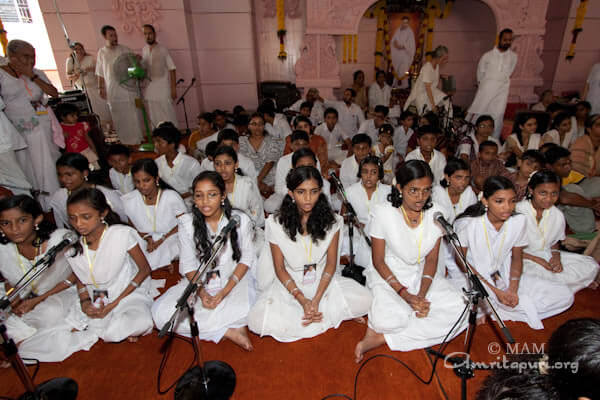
[36,110,48,115]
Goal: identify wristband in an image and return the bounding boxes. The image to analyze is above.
[422,274,433,281]
[78,287,87,295]
[510,277,520,281]
[231,274,240,284]
[129,280,139,289]
[64,279,74,287]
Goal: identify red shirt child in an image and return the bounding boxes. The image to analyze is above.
[62,121,92,153]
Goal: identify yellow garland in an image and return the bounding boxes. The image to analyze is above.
[343,35,348,64]
[441,0,454,19]
[353,34,358,63]
[276,0,287,60]
[0,17,6,56]
[567,0,588,60]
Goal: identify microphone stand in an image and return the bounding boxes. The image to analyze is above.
[176,78,195,136]
[157,234,235,398]
[426,231,515,400]
[0,254,78,400]
[330,176,368,286]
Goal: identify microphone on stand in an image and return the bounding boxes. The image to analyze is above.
[433,212,458,240]
[176,78,185,84]
[191,77,196,84]
[213,215,240,245]
[38,232,78,265]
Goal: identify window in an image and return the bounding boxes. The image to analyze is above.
[16,0,32,23]
[0,0,32,24]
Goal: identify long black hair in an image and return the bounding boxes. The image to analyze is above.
[67,187,122,255]
[356,155,384,180]
[457,176,515,220]
[131,158,176,191]
[0,195,54,246]
[191,171,241,262]
[277,166,335,242]
[440,157,470,188]
[514,113,538,146]
[387,160,434,209]
[56,152,104,186]
[526,169,560,200]
[213,146,244,176]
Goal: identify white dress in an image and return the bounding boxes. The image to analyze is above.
[49,186,127,229]
[393,126,413,160]
[340,156,361,189]
[66,225,154,342]
[367,203,467,351]
[372,144,395,184]
[314,123,350,165]
[142,43,178,128]
[65,53,111,125]
[405,148,447,187]
[390,27,416,83]
[506,133,542,153]
[249,214,372,342]
[122,189,186,270]
[455,214,573,330]
[0,95,31,195]
[585,63,600,114]
[341,182,391,267]
[151,211,256,342]
[368,82,392,109]
[228,174,265,257]
[109,168,134,195]
[542,129,573,149]
[0,68,60,200]
[516,200,599,292]
[404,62,445,114]
[432,185,478,287]
[155,153,202,195]
[0,229,98,361]
[357,119,379,145]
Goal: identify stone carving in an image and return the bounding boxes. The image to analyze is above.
[306,0,367,34]
[295,34,318,79]
[112,0,160,34]
[319,35,340,79]
[263,0,302,18]
[295,34,341,92]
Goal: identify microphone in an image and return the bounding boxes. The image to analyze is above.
[433,212,457,239]
[39,232,78,264]
[176,78,184,84]
[213,215,240,244]
[329,171,342,188]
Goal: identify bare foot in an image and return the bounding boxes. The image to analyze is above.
[476,315,486,325]
[127,336,139,343]
[353,317,366,324]
[224,327,253,351]
[354,327,386,364]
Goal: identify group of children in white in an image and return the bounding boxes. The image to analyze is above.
[1,120,599,368]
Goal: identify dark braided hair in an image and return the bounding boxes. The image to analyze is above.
[191,171,241,262]
[131,158,176,191]
[388,160,434,209]
[276,166,336,243]
[213,145,244,176]
[0,195,54,246]
[457,176,516,220]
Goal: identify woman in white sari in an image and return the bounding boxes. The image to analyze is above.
[404,46,450,116]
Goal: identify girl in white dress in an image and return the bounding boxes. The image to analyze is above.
[541,112,574,148]
[403,46,450,115]
[49,153,127,228]
[341,156,392,268]
[455,176,573,330]
[151,171,256,350]
[66,188,154,342]
[249,166,372,342]
[355,160,467,362]
[122,158,186,271]
[432,158,477,286]
[505,113,542,159]
[0,195,97,362]
[517,170,600,291]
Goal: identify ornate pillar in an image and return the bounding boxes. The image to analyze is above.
[295,34,341,98]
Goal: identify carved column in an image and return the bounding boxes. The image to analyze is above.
[295,34,341,98]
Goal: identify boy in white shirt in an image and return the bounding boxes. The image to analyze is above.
[198,129,258,180]
[323,88,365,137]
[107,144,134,194]
[314,107,351,169]
[405,125,447,186]
[372,124,395,184]
[358,105,389,144]
[340,133,372,189]
[393,110,415,165]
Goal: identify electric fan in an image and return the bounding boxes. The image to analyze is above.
[113,52,154,151]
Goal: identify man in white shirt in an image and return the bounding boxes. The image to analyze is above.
[288,88,325,126]
[261,99,293,139]
[340,133,372,188]
[583,63,600,114]
[390,17,416,89]
[467,28,518,139]
[142,24,178,129]
[261,108,288,139]
[96,25,143,144]
[368,70,392,111]
[324,88,365,138]
[314,108,351,167]
[358,105,389,144]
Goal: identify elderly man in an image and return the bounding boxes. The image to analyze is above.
[467,28,518,139]
[96,25,143,144]
[391,16,416,88]
[287,88,325,126]
[141,24,178,128]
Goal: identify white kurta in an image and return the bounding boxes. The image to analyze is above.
[367,203,467,351]
[152,211,256,342]
[505,133,542,153]
[155,153,202,195]
[368,82,392,110]
[455,214,573,330]
[0,95,31,195]
[542,129,573,148]
[340,156,361,189]
[0,229,98,361]
[341,182,391,267]
[467,48,518,138]
[288,99,325,126]
[248,214,372,342]
[585,63,600,114]
[405,148,447,186]
[357,119,379,145]
[516,200,599,293]
[456,132,502,161]
[274,113,292,139]
[142,43,178,128]
[314,123,350,165]
[393,126,413,160]
[198,153,258,180]
[67,225,154,342]
[324,100,365,138]
[109,168,134,195]
[228,175,265,228]
[66,54,111,124]
[49,186,127,229]
[122,189,186,270]
[96,45,143,144]
[390,27,416,82]
[404,62,445,114]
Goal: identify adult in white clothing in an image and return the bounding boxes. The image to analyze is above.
[390,17,416,88]
[96,25,143,144]
[122,158,187,271]
[541,112,575,148]
[467,29,517,139]
[517,170,599,292]
[583,62,600,114]
[0,195,98,362]
[249,166,371,342]
[288,88,325,126]
[323,88,365,138]
[50,153,127,229]
[455,176,573,330]
[404,46,450,116]
[0,95,31,196]
[66,42,111,124]
[0,40,61,203]
[314,108,351,166]
[368,70,392,111]
[142,24,178,128]
[355,160,467,362]
[152,172,256,350]
[66,188,155,343]
[358,105,389,144]
[404,126,447,186]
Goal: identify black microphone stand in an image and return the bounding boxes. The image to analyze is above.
[158,233,235,398]
[0,253,78,400]
[426,230,515,400]
[176,78,196,136]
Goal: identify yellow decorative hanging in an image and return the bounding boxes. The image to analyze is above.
[440,0,454,19]
[353,34,358,63]
[425,0,440,56]
[343,35,348,64]
[276,0,287,60]
[567,0,588,61]
[0,17,7,56]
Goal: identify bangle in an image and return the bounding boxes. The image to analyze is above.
[130,280,139,289]
[422,275,434,281]
[397,286,407,297]
[323,272,332,280]
[284,279,292,288]
[78,287,87,294]
[290,287,300,296]
[385,274,395,283]
[64,279,73,287]
[231,274,240,284]
[510,277,520,281]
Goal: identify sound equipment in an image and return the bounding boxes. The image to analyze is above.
[47,90,91,116]
[259,81,301,112]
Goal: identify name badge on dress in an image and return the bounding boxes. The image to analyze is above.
[205,270,222,297]
[92,289,109,308]
[303,264,317,285]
